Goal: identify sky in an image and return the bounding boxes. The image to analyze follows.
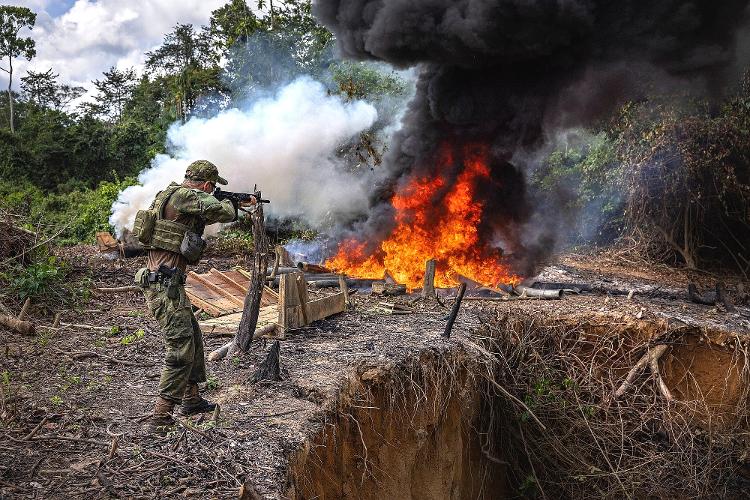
[1,0,227,94]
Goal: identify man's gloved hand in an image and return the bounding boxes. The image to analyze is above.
[239,196,258,207]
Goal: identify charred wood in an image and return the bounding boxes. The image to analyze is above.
[252,341,282,383]
[372,281,407,296]
[235,202,269,354]
[443,283,467,338]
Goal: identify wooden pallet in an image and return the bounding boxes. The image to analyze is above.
[196,270,347,338]
[185,268,278,317]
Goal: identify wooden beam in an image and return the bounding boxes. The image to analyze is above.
[338,274,350,306]
[422,259,436,299]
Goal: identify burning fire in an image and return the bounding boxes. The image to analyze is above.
[326,144,520,289]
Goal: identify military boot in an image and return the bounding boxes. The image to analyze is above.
[147,396,176,435]
[178,383,217,416]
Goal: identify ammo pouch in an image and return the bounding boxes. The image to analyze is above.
[180,231,206,265]
[134,267,150,288]
[132,209,156,245]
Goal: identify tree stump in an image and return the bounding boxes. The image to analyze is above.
[235,197,269,354]
[252,341,281,382]
[422,259,436,299]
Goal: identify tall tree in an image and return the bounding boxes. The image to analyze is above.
[209,0,262,49]
[20,67,56,107]
[0,6,36,133]
[21,68,84,110]
[145,24,223,120]
[92,67,136,122]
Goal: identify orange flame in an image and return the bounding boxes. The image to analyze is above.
[326,144,520,289]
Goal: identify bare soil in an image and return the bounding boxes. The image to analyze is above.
[1,247,749,499]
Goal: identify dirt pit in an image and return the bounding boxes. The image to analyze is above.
[288,350,507,499]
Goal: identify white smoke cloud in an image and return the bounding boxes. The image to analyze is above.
[110,77,378,236]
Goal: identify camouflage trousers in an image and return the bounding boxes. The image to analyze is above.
[142,282,207,403]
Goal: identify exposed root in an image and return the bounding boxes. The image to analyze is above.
[614,344,670,399]
[474,309,750,498]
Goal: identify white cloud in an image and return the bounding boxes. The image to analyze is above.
[3,0,226,95]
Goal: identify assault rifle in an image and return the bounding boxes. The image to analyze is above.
[213,188,270,205]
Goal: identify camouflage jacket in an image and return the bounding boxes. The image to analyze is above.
[147,182,236,271]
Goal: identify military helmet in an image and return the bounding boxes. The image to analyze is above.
[185,160,227,185]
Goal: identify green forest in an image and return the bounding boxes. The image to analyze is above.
[0,0,404,245]
[1,0,749,276]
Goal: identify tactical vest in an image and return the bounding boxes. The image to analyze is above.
[132,184,206,260]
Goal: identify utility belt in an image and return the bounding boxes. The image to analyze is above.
[135,265,186,299]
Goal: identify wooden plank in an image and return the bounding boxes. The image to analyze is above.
[225,269,251,288]
[283,306,306,330]
[261,286,279,307]
[306,293,346,322]
[278,274,294,332]
[186,294,225,317]
[295,273,310,325]
[199,306,280,336]
[194,271,245,308]
[96,232,118,252]
[209,268,247,297]
[185,278,238,316]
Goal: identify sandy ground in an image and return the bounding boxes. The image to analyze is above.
[1,247,748,499]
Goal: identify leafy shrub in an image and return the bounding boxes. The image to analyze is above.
[0,248,91,309]
[3,254,68,301]
[531,131,624,245]
[619,93,750,272]
[0,176,135,245]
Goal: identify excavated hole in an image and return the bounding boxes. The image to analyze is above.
[286,312,749,499]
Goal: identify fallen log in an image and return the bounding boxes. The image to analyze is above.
[308,278,360,289]
[688,283,715,305]
[514,286,563,299]
[296,262,333,274]
[0,313,35,335]
[372,281,407,296]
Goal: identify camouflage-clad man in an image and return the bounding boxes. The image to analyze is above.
[134,160,254,432]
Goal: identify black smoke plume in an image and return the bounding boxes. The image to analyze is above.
[314,0,750,275]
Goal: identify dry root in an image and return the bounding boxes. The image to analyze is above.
[475,310,750,499]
